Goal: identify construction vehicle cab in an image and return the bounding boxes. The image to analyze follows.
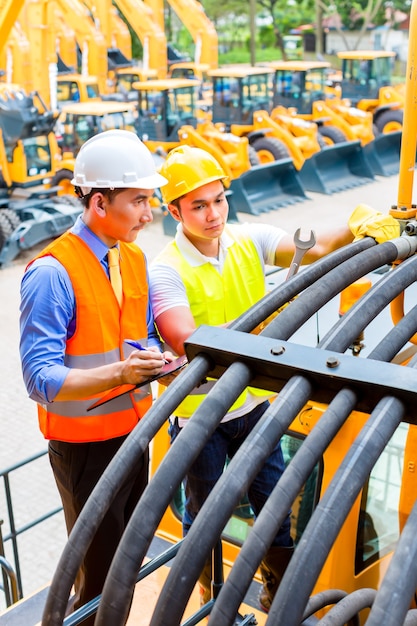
[53,101,138,194]
[133,77,200,149]
[338,50,396,102]
[267,60,333,114]
[108,66,158,101]
[210,66,271,127]
[0,84,82,266]
[56,74,101,107]
[0,84,60,190]
[337,50,404,133]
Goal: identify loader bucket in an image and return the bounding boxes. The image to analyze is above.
[228,159,308,216]
[363,131,402,177]
[299,140,375,195]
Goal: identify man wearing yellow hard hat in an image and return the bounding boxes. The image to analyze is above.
[149,145,399,612]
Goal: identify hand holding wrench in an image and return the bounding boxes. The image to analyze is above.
[286,228,316,280]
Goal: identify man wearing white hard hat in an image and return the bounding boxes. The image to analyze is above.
[19,130,172,624]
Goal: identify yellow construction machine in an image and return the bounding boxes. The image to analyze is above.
[6,3,417,618]
[82,0,162,97]
[52,100,138,194]
[132,76,308,219]
[337,50,404,133]
[265,60,375,146]
[111,0,168,79]
[266,59,403,177]
[0,1,83,266]
[144,0,218,69]
[208,66,375,195]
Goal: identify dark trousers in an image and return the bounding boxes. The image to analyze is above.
[49,435,149,625]
[170,401,292,547]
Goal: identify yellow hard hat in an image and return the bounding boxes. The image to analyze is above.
[159,145,228,204]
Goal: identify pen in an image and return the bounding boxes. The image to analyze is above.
[124,339,169,364]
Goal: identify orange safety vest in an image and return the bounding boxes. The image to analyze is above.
[28,232,152,442]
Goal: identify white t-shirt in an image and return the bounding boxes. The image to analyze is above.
[149,222,287,426]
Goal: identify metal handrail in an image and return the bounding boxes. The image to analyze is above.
[0,449,63,605]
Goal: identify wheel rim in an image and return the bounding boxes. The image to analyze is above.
[255,150,276,164]
[382,121,403,133]
[56,177,76,196]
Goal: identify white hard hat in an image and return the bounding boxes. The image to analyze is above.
[71,129,168,195]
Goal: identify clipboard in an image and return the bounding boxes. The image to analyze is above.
[87,355,188,411]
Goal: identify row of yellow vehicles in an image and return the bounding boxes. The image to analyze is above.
[0,0,408,260]
[3,37,417,622]
[2,0,417,624]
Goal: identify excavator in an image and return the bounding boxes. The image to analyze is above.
[13,0,103,110]
[82,0,161,95]
[144,0,218,69]
[4,0,417,619]
[110,0,168,79]
[0,0,83,268]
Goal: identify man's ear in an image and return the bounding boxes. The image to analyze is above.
[91,192,106,217]
[167,203,181,221]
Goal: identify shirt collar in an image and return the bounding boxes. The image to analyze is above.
[72,215,110,264]
[174,223,234,267]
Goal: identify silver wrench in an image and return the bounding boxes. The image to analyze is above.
[286,227,316,280]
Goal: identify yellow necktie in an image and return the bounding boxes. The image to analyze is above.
[108,247,123,307]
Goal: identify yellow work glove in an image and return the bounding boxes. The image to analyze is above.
[348,203,400,244]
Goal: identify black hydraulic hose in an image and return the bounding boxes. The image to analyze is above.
[267,395,407,626]
[208,302,417,626]
[123,241,415,625]
[365,498,417,625]
[317,588,376,625]
[262,238,416,342]
[91,239,375,623]
[43,237,411,625]
[234,238,375,332]
[207,388,357,626]
[303,590,350,621]
[42,240,371,625]
[319,253,417,353]
[94,361,256,626]
[147,376,314,626]
[41,355,210,626]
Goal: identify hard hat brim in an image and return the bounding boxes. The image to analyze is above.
[71,171,168,191]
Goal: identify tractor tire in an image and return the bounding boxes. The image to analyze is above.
[0,211,14,253]
[318,125,347,146]
[251,136,290,164]
[375,109,403,134]
[1,208,21,231]
[248,145,261,166]
[317,133,328,149]
[51,169,75,197]
[52,194,82,208]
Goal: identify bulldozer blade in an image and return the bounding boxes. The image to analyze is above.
[363,131,402,177]
[299,140,375,195]
[228,159,308,216]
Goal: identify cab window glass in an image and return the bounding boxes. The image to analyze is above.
[355,423,407,574]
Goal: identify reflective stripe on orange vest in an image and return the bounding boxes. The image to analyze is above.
[29,232,152,442]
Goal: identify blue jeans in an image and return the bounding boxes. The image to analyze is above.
[169,400,292,547]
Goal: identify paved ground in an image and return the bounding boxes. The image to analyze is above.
[0,170,406,615]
